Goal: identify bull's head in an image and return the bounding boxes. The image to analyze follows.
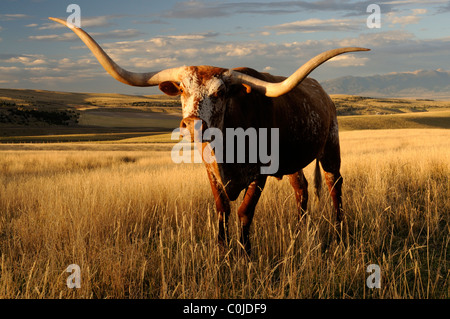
[49,17,369,141]
[158,66,231,140]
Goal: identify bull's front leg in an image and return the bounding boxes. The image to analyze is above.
[202,161,230,250]
[237,176,267,256]
[213,183,231,248]
[199,142,231,249]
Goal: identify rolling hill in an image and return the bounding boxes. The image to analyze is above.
[1,88,449,142]
[322,69,450,99]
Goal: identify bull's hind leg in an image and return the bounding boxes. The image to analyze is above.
[323,170,343,223]
[237,176,267,255]
[288,170,308,221]
[320,122,344,224]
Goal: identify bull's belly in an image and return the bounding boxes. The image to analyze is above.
[214,122,330,200]
[275,140,322,175]
[220,162,260,200]
[218,140,324,200]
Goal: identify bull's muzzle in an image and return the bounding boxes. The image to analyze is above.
[180,116,208,142]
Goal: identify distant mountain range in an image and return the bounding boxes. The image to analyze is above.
[321,69,450,100]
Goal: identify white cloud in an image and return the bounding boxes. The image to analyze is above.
[29,34,71,41]
[0,79,17,84]
[129,57,179,69]
[29,76,75,83]
[387,13,421,25]
[412,8,428,15]
[267,18,360,34]
[23,67,48,72]
[222,45,253,57]
[386,8,428,26]
[0,14,29,21]
[328,55,369,67]
[337,30,415,47]
[29,29,143,41]
[0,66,19,72]
[92,29,144,39]
[1,54,47,66]
[160,0,381,19]
[165,33,217,40]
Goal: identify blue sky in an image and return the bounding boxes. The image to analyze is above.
[1,0,450,95]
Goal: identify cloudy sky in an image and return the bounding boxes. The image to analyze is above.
[1,0,450,95]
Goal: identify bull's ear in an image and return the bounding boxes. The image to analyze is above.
[159,81,182,96]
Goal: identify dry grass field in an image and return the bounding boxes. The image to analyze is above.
[0,128,448,299]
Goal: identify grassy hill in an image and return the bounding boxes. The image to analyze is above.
[0,88,181,109]
[332,94,450,115]
[1,88,449,142]
[338,110,450,131]
[321,69,450,99]
[331,94,450,131]
[0,88,182,142]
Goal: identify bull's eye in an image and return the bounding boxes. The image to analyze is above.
[212,87,225,99]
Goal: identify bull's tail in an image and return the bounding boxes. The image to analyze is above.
[314,159,322,199]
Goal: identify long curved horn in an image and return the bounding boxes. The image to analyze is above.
[48,17,184,87]
[227,47,370,97]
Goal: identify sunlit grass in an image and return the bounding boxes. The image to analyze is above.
[0,129,448,298]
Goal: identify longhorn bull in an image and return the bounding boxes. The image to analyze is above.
[50,17,369,254]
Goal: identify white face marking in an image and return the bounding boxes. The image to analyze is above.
[180,69,200,119]
[180,69,226,129]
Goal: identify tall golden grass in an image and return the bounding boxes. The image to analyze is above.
[0,129,448,298]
